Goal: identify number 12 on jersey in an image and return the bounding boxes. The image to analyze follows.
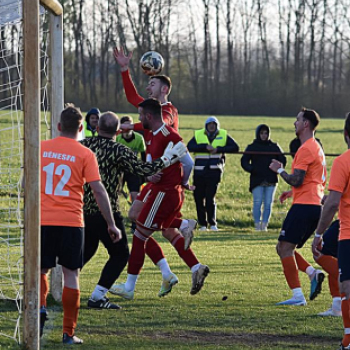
[43,162,71,196]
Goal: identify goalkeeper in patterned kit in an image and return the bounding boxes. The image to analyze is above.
[110,99,210,300]
[81,111,186,309]
[40,104,121,344]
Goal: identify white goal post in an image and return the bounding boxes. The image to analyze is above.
[22,0,63,349]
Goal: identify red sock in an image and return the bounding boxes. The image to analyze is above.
[342,297,350,346]
[127,230,148,275]
[171,233,199,268]
[294,251,311,273]
[281,256,301,290]
[316,255,340,297]
[145,236,165,265]
[40,274,49,308]
[62,287,80,337]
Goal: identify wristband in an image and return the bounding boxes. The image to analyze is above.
[314,233,322,238]
[277,168,285,174]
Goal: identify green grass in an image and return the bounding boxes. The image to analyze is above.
[0,114,346,349]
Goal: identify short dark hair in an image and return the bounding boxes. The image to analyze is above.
[301,107,320,130]
[120,115,133,124]
[99,112,119,134]
[345,112,350,137]
[60,103,83,133]
[138,98,162,120]
[150,75,172,93]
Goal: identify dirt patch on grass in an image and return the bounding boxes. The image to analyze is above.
[145,330,338,347]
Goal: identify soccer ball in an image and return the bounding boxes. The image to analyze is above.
[140,51,164,76]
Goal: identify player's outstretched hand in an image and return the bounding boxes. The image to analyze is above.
[279,190,292,203]
[113,46,133,71]
[311,235,323,258]
[120,122,134,131]
[147,173,162,183]
[161,141,187,167]
[108,225,122,243]
[183,183,195,191]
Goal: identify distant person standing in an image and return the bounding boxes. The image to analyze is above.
[83,107,100,137]
[116,115,146,232]
[270,108,326,306]
[289,134,323,158]
[187,116,239,231]
[241,124,286,231]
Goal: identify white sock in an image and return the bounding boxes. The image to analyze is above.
[305,266,316,279]
[90,285,108,301]
[157,258,172,278]
[292,287,304,299]
[333,297,342,310]
[124,274,139,292]
[191,263,201,273]
[179,220,189,231]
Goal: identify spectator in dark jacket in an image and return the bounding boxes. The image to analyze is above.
[241,124,286,231]
[289,134,323,158]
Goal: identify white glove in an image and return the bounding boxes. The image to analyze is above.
[160,141,187,167]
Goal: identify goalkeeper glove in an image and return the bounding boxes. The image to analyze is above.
[160,141,187,167]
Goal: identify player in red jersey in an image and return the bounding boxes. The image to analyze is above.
[113,47,178,131]
[311,113,350,349]
[110,99,209,299]
[113,47,209,297]
[270,108,326,306]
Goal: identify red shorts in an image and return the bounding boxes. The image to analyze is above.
[137,187,183,230]
[136,183,152,202]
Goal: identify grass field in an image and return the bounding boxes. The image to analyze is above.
[0,114,346,349]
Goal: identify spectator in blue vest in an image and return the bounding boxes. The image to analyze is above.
[187,117,239,231]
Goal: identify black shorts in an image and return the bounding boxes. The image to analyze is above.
[338,240,350,282]
[321,220,339,258]
[41,226,84,270]
[124,172,141,193]
[278,204,321,248]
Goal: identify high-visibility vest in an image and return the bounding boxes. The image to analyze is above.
[194,129,227,171]
[84,121,97,138]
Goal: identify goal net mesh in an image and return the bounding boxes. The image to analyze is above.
[0,1,50,343]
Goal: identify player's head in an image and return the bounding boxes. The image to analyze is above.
[120,115,133,136]
[120,115,133,124]
[344,112,350,145]
[59,103,83,136]
[205,116,220,136]
[146,75,172,100]
[86,107,100,130]
[295,108,320,136]
[256,124,270,141]
[98,111,120,137]
[138,98,162,129]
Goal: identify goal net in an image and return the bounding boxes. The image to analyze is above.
[0,0,62,345]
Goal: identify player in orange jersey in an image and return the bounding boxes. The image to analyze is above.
[312,112,350,349]
[269,108,326,306]
[40,104,121,344]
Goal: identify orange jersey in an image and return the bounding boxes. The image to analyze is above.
[41,136,101,227]
[328,150,350,240]
[292,138,326,205]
